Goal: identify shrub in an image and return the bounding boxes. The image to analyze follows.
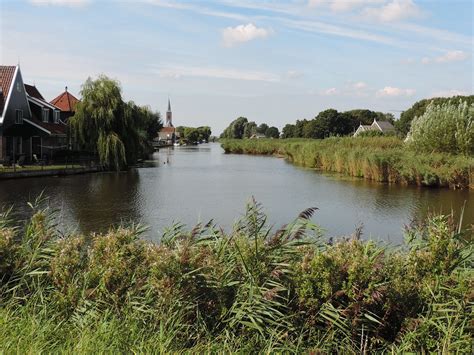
[408,100,474,155]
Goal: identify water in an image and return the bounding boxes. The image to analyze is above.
[0,143,472,244]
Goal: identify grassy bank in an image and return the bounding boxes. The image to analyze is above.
[0,198,472,353]
[221,137,474,189]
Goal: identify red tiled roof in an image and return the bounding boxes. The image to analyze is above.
[50,88,80,112]
[25,84,45,100]
[0,65,17,117]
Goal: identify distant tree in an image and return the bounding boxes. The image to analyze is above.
[396,95,474,136]
[294,119,308,138]
[197,126,212,142]
[257,123,269,135]
[221,117,248,139]
[281,124,296,138]
[265,126,280,138]
[184,127,200,144]
[243,121,258,138]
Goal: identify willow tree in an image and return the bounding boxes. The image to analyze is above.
[71,76,162,170]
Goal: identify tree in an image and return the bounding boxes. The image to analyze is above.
[265,126,280,138]
[184,127,200,144]
[257,123,269,135]
[281,124,296,139]
[408,100,474,155]
[71,75,162,170]
[243,121,257,138]
[197,126,212,142]
[396,95,474,136]
[221,117,248,139]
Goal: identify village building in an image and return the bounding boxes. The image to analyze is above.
[158,98,179,144]
[50,86,80,122]
[0,65,70,164]
[353,119,395,137]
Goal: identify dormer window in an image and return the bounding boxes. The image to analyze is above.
[42,108,49,122]
[15,109,23,124]
[53,110,60,123]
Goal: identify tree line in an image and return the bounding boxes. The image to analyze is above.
[176,126,212,144]
[220,117,280,139]
[221,95,474,140]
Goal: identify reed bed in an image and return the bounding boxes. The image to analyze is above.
[221,137,474,189]
[0,198,472,353]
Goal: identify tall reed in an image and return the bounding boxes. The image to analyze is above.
[221,137,474,189]
[0,198,472,352]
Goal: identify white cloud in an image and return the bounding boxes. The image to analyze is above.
[222,23,272,47]
[157,65,280,82]
[286,70,304,79]
[29,0,89,6]
[308,0,383,12]
[435,50,468,63]
[376,86,415,97]
[323,87,338,95]
[431,89,470,98]
[421,50,468,64]
[353,81,367,89]
[363,0,422,22]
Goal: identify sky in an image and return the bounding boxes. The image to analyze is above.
[1,0,472,134]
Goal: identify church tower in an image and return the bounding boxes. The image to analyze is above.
[166,98,173,127]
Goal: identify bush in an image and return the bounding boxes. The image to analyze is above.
[408,100,474,155]
[0,199,472,353]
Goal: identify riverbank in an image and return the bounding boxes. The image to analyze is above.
[221,137,474,189]
[0,199,471,353]
[0,165,102,180]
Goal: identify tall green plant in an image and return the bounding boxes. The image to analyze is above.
[407,100,474,155]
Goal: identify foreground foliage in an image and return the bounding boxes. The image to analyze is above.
[0,198,472,353]
[221,137,474,189]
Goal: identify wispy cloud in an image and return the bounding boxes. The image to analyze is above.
[363,0,422,22]
[29,0,89,7]
[308,0,384,12]
[156,65,280,82]
[421,50,468,64]
[376,86,415,97]
[222,23,272,47]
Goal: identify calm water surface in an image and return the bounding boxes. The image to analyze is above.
[0,143,472,243]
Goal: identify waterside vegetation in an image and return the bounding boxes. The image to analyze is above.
[0,198,472,353]
[221,137,473,189]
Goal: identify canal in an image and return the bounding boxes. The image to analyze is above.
[0,143,471,243]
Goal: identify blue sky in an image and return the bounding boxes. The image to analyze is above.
[1,0,472,134]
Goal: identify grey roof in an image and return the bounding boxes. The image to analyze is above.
[375,120,395,132]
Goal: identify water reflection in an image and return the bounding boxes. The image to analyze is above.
[0,143,471,243]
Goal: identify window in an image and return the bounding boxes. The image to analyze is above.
[42,108,49,122]
[15,109,23,124]
[53,110,60,123]
[16,82,21,92]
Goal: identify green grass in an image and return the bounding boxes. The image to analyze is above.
[221,137,474,189]
[0,197,472,353]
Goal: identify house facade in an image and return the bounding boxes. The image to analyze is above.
[0,65,68,163]
[353,119,395,137]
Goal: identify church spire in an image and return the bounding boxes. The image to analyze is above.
[166,97,173,127]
